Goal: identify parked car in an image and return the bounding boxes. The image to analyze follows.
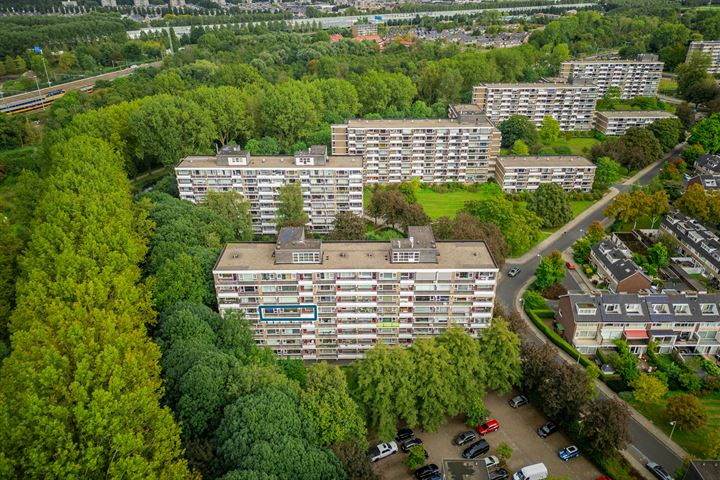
[462,439,490,459]
[509,395,529,408]
[454,430,477,446]
[477,419,500,435]
[558,445,580,461]
[489,469,510,480]
[396,428,414,442]
[415,463,440,480]
[508,267,521,277]
[483,455,500,469]
[566,261,576,270]
[646,461,674,480]
[367,441,398,462]
[537,422,558,438]
[512,463,548,480]
[401,437,423,452]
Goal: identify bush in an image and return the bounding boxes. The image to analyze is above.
[523,291,548,310]
[525,309,596,371]
[541,283,568,300]
[701,360,720,377]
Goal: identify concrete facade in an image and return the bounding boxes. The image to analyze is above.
[559,55,663,99]
[495,155,596,193]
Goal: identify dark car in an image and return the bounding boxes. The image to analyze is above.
[414,463,440,480]
[462,439,490,459]
[401,437,424,452]
[508,395,529,408]
[396,428,414,442]
[454,430,477,446]
[489,469,510,480]
[537,422,558,438]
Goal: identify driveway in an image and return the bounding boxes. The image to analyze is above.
[372,392,602,480]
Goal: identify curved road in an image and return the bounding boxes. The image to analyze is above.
[496,145,685,475]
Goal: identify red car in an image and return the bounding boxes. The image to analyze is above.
[566,261,576,270]
[476,419,500,435]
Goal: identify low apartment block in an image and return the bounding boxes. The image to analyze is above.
[557,292,720,355]
[331,117,501,183]
[471,79,598,131]
[175,145,363,235]
[594,110,676,136]
[559,55,663,99]
[352,22,378,37]
[589,236,652,293]
[687,41,720,74]
[660,211,720,282]
[494,155,596,193]
[213,226,498,360]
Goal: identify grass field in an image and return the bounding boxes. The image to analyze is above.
[415,186,501,219]
[551,137,600,156]
[629,391,720,459]
[659,78,678,97]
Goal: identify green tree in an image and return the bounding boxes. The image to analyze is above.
[677,52,713,100]
[534,251,566,290]
[404,445,427,470]
[331,440,379,480]
[496,442,513,466]
[477,318,522,394]
[436,327,487,416]
[465,398,490,427]
[511,139,530,155]
[499,115,539,149]
[581,397,630,455]
[592,127,663,170]
[527,183,573,229]
[328,212,366,240]
[647,118,685,153]
[187,86,253,145]
[631,373,668,404]
[260,81,322,149]
[153,252,214,312]
[463,197,542,256]
[202,190,254,241]
[276,182,309,229]
[301,362,367,447]
[539,115,560,145]
[689,113,720,154]
[593,156,623,191]
[666,393,708,431]
[676,183,710,221]
[610,339,640,383]
[409,339,453,432]
[245,136,281,155]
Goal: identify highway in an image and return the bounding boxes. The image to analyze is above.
[496,146,685,476]
[127,2,597,39]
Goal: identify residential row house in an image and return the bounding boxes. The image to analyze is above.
[660,211,720,283]
[494,155,596,193]
[175,145,364,235]
[559,54,663,99]
[589,235,652,293]
[557,292,720,355]
[213,226,498,360]
[593,110,676,136]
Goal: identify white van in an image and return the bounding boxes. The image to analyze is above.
[512,463,548,480]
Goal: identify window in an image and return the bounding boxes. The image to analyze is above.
[651,304,670,315]
[292,251,320,264]
[673,304,690,315]
[576,303,597,315]
[605,304,620,314]
[701,303,719,315]
[625,304,642,315]
[379,272,397,281]
[392,251,420,263]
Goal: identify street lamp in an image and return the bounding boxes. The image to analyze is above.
[669,421,677,441]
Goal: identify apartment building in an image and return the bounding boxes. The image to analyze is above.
[471,79,598,131]
[331,117,501,183]
[687,41,720,74]
[559,55,663,99]
[213,226,498,360]
[557,292,720,355]
[175,145,363,235]
[494,155,596,193]
[352,22,378,37]
[589,236,652,293]
[594,110,676,136]
[660,211,720,282]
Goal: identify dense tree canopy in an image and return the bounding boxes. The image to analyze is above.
[527,183,573,229]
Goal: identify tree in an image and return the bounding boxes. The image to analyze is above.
[689,113,720,154]
[260,81,322,149]
[646,242,669,270]
[582,398,630,456]
[645,190,670,228]
[328,212,366,240]
[499,115,539,149]
[511,139,529,155]
[331,440,379,480]
[477,319,522,394]
[369,189,410,230]
[677,52,713,100]
[399,203,431,233]
[610,339,640,383]
[702,430,720,460]
[675,102,696,130]
[465,398,490,427]
[245,136,281,155]
[534,251,566,290]
[666,394,708,431]
[202,190,254,241]
[496,442,513,467]
[592,127,664,170]
[432,213,509,268]
[153,252,216,312]
[682,144,705,167]
[276,182,309,229]
[409,339,453,432]
[539,115,560,145]
[631,373,668,404]
[301,362,367,447]
[436,327,487,416]
[527,183,573,229]
[404,445,427,470]
[187,86,253,145]
[604,191,644,229]
[676,183,711,221]
[464,197,543,257]
[593,156,623,191]
[647,118,685,153]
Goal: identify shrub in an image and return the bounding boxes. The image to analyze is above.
[541,283,568,300]
[523,290,548,310]
[525,309,596,371]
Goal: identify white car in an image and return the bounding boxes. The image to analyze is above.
[483,455,500,469]
[368,441,398,462]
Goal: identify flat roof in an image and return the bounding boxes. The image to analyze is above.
[177,154,363,169]
[477,82,595,89]
[562,60,663,65]
[340,117,495,128]
[595,110,676,118]
[498,155,595,168]
[215,241,497,271]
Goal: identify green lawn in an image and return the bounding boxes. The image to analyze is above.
[415,186,501,219]
[551,137,600,156]
[659,78,678,97]
[629,391,720,460]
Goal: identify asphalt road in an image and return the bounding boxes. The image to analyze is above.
[495,147,684,475]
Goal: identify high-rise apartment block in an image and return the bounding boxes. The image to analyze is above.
[687,41,720,74]
[101,0,117,6]
[213,226,498,360]
[559,55,663,99]
[331,118,501,183]
[133,0,149,6]
[594,110,676,136]
[495,155,596,193]
[471,79,598,131]
[175,145,363,235]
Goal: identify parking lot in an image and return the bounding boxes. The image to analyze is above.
[373,391,602,480]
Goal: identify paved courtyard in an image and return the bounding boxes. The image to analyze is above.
[373,391,602,480]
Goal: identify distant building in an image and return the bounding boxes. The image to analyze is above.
[100,0,117,6]
[352,22,378,37]
[133,0,149,6]
[168,0,185,6]
[687,41,720,74]
[471,78,598,131]
[331,117,501,183]
[175,145,363,236]
[694,154,720,175]
[213,226,498,360]
[683,460,720,480]
[447,103,486,122]
[559,55,664,99]
[686,174,720,192]
[589,236,652,293]
[660,211,720,282]
[494,155,596,193]
[594,110,676,136]
[329,33,344,43]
